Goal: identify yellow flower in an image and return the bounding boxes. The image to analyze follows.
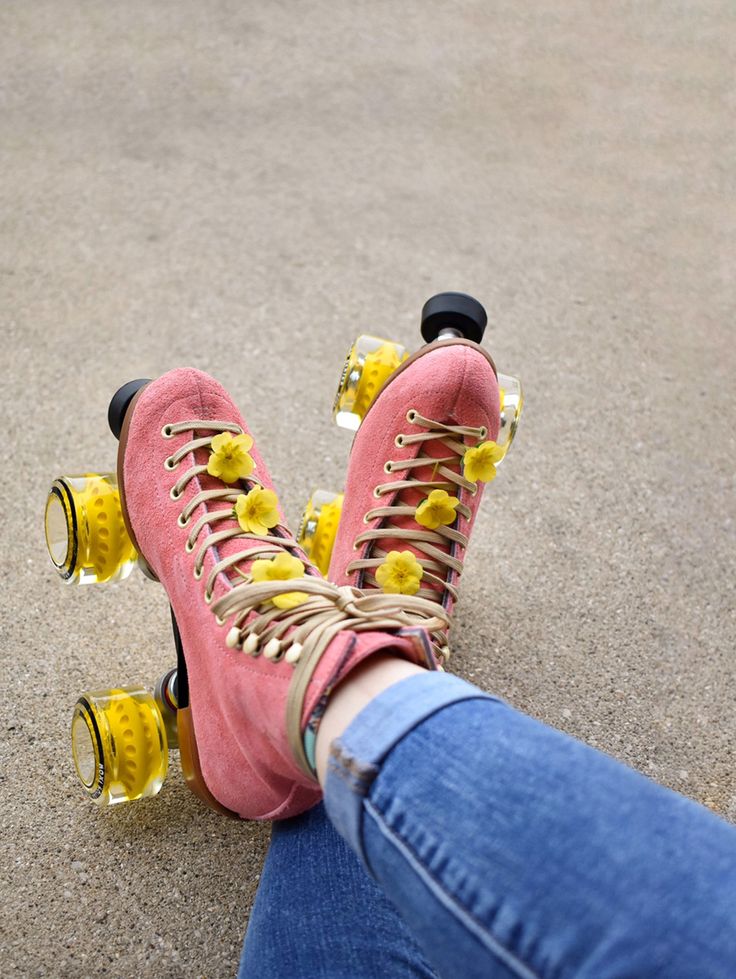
[207,432,255,483]
[415,489,460,530]
[250,553,308,609]
[463,441,504,483]
[375,550,423,595]
[234,487,280,536]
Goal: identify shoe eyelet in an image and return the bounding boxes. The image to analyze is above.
[406,409,417,423]
[164,457,177,471]
[204,590,213,604]
[372,487,382,498]
[193,565,203,580]
[162,425,174,439]
[383,462,393,474]
[352,541,361,551]
[170,486,182,501]
[185,539,195,554]
[177,513,190,529]
[479,426,488,440]
[362,514,371,524]
[395,434,405,447]
[215,614,226,626]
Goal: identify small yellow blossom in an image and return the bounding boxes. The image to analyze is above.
[207,432,255,483]
[234,487,280,536]
[251,553,308,609]
[375,550,424,595]
[415,489,460,530]
[463,441,504,483]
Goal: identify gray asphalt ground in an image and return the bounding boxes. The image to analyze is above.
[2,1,734,976]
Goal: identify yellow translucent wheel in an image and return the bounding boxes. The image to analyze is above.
[45,474,138,584]
[297,490,344,576]
[333,335,408,431]
[495,373,524,462]
[71,687,168,806]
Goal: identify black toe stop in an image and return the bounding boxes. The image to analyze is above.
[108,378,151,440]
[420,292,488,344]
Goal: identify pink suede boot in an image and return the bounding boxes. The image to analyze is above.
[327,298,519,664]
[115,368,442,820]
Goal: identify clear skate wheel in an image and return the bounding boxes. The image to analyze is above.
[495,373,523,461]
[297,490,344,576]
[333,336,408,430]
[71,686,168,806]
[45,474,138,584]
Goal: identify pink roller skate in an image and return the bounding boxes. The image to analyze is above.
[298,293,523,663]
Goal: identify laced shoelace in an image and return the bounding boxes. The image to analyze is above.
[163,419,450,775]
[164,419,306,604]
[346,410,487,654]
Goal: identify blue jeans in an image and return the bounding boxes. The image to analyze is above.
[240,673,736,978]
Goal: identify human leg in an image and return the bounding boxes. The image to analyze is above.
[243,300,517,977]
[322,670,736,979]
[104,365,736,978]
[110,367,446,820]
[241,659,433,977]
[239,803,437,979]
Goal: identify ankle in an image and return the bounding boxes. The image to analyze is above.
[314,653,425,784]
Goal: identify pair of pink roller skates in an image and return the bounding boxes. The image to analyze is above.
[45,293,522,820]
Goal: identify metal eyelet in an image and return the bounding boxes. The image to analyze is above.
[406,409,417,423]
[383,462,393,474]
[161,425,174,439]
[479,426,488,439]
[164,457,177,471]
[395,434,405,447]
[204,590,213,604]
[362,513,372,524]
[352,541,361,551]
[185,539,195,553]
[177,513,190,529]
[193,565,203,580]
[372,487,383,498]
[170,486,182,501]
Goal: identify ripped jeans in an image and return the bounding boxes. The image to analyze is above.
[240,672,736,978]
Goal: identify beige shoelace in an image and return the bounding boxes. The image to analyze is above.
[346,410,487,653]
[164,419,450,776]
